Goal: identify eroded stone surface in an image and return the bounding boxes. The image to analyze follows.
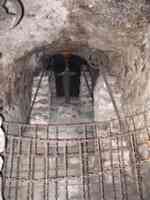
[1,1,150,197]
[0,0,150,117]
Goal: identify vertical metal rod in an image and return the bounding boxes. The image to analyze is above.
[27,70,45,123]
[44,127,48,200]
[34,125,37,200]
[128,118,140,193]
[15,125,22,200]
[35,125,39,155]
[82,70,93,102]
[119,133,128,200]
[64,142,69,200]
[95,125,102,199]
[79,141,86,200]
[27,139,34,200]
[97,138,105,200]
[131,117,144,200]
[109,126,117,200]
[8,137,15,200]
[111,120,128,200]
[32,138,35,200]
[83,124,90,200]
[47,126,50,200]
[125,116,139,194]
[85,64,95,91]
[27,138,31,200]
[55,126,59,200]
[116,134,125,200]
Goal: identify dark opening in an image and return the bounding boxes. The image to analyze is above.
[51,54,85,98]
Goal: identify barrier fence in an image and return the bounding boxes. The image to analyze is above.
[2,111,150,200]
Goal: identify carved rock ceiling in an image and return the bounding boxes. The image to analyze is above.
[0,0,149,66]
[0,0,150,111]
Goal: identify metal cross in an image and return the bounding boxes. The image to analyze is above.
[57,64,76,103]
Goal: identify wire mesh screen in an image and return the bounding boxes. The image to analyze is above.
[2,111,150,200]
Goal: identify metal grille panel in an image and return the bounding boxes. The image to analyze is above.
[2,111,150,200]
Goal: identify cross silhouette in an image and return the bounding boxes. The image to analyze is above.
[57,64,76,103]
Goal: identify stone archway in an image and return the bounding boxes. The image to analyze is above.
[0,36,149,128]
[0,41,118,124]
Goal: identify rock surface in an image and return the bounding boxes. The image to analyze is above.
[0,0,150,119]
[1,2,150,200]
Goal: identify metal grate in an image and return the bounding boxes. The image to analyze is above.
[2,110,150,200]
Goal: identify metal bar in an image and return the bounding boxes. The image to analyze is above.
[64,142,69,200]
[27,138,34,200]
[3,118,123,127]
[5,109,150,127]
[85,64,95,91]
[128,117,142,193]
[6,133,96,142]
[113,119,129,200]
[116,134,126,200]
[82,70,93,101]
[97,138,105,200]
[6,133,144,156]
[131,117,144,200]
[79,141,86,200]
[94,125,102,199]
[31,139,35,200]
[14,125,22,200]
[119,133,128,200]
[109,125,117,200]
[3,116,150,200]
[55,126,59,200]
[44,127,48,200]
[124,116,137,185]
[27,70,45,123]
[8,137,15,200]
[47,126,50,200]
[83,124,90,200]
[35,126,38,155]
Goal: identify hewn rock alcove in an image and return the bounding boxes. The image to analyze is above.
[1,0,150,200]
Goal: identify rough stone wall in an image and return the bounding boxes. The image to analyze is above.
[1,1,150,199]
[0,0,149,67]
[1,2,150,200]
[1,0,150,119]
[94,73,122,121]
[0,0,68,66]
[121,44,150,114]
[0,64,32,122]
